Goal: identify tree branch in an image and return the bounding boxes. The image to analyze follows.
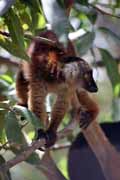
[0,56,19,67]
[0,139,45,172]
[38,152,67,180]
[0,120,76,172]
[0,31,64,52]
[89,4,120,19]
[1,109,120,180]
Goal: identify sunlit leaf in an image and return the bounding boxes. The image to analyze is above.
[0,75,13,84]
[4,8,25,49]
[76,31,95,55]
[0,110,6,143]
[114,84,120,97]
[14,105,44,129]
[41,0,70,45]
[19,10,32,30]
[0,36,29,60]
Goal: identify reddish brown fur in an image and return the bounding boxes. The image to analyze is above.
[77,90,99,121]
[16,30,99,146]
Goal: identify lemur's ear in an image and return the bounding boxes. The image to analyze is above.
[61,56,84,64]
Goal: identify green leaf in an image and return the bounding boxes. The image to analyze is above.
[13,105,44,129]
[0,36,29,60]
[87,13,97,24]
[5,111,24,144]
[116,0,120,8]
[100,49,120,94]
[18,10,32,30]
[20,0,41,12]
[57,0,66,7]
[26,152,40,165]
[5,110,41,165]
[0,75,13,84]
[30,9,41,32]
[0,110,6,143]
[98,27,120,43]
[76,31,95,55]
[41,0,70,45]
[75,0,88,5]
[4,8,25,50]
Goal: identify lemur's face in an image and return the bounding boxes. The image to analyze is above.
[62,57,98,93]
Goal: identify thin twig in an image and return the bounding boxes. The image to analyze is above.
[0,31,64,51]
[89,4,120,19]
[52,143,71,151]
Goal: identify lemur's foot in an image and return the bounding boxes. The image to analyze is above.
[37,129,57,150]
[78,109,93,129]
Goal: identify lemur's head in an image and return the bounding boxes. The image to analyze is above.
[62,57,98,93]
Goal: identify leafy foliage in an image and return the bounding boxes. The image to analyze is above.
[0,0,120,179]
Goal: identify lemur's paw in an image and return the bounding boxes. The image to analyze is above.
[45,129,57,148]
[37,129,57,150]
[78,109,93,129]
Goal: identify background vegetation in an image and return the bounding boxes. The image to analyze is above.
[0,0,120,179]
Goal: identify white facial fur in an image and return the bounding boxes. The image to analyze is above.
[63,62,80,82]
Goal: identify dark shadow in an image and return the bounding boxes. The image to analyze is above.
[68,122,120,180]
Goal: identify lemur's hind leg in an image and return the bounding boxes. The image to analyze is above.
[28,80,48,127]
[37,86,70,148]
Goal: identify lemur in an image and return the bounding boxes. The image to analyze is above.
[16,30,99,148]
